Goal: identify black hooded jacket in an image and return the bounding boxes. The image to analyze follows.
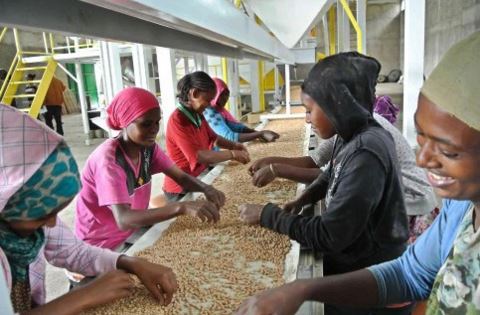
[260,53,409,275]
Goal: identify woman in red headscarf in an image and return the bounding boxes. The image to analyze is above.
[75,87,225,251]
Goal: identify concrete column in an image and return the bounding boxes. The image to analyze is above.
[403,0,425,147]
[131,44,150,89]
[356,0,367,54]
[249,60,261,112]
[285,64,291,115]
[156,47,177,133]
[74,62,91,145]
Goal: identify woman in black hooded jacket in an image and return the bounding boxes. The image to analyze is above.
[239,52,410,315]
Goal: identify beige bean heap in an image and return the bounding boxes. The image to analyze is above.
[84,118,305,315]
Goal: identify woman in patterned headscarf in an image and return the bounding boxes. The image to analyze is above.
[0,104,177,314]
[235,31,480,315]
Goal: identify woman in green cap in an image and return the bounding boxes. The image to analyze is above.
[235,31,480,315]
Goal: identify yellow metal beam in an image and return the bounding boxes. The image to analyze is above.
[29,58,57,118]
[328,6,336,55]
[258,60,265,112]
[221,57,230,110]
[338,0,363,53]
[1,57,24,105]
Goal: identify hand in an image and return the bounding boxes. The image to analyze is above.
[234,142,248,152]
[127,258,178,306]
[234,281,306,315]
[77,270,134,310]
[252,165,276,187]
[238,204,264,225]
[203,185,226,208]
[231,150,251,164]
[248,157,273,175]
[181,200,220,223]
[260,130,280,142]
[283,199,303,214]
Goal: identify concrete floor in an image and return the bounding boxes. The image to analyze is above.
[45,113,165,302]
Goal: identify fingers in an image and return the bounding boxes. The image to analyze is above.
[203,202,220,222]
[159,271,178,305]
[212,190,226,208]
[252,172,265,188]
[145,280,165,305]
[248,164,257,176]
[199,207,214,222]
[196,202,220,223]
[238,152,251,164]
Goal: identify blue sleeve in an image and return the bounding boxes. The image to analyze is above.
[203,107,239,142]
[368,199,469,305]
[225,120,247,133]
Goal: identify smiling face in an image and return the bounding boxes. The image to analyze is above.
[301,92,336,139]
[189,88,216,113]
[415,94,480,202]
[125,108,161,147]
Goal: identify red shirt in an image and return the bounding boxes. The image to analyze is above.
[163,108,218,193]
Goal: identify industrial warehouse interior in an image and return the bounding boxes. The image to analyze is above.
[0,0,480,314]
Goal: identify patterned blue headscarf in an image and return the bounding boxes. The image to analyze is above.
[0,143,81,282]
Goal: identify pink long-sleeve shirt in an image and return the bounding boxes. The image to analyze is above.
[0,218,121,306]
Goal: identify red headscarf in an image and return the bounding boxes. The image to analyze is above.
[211,78,238,123]
[107,87,159,130]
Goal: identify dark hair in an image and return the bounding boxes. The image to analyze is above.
[176,71,216,103]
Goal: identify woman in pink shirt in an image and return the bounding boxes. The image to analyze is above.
[75,87,225,250]
[0,104,177,314]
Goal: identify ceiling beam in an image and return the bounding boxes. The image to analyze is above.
[82,0,295,63]
[0,0,281,61]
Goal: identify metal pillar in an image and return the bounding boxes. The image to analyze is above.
[274,63,280,105]
[75,62,91,145]
[356,0,367,54]
[183,57,189,75]
[227,59,240,119]
[258,61,265,112]
[72,37,91,145]
[156,47,177,133]
[99,41,113,103]
[108,43,123,96]
[403,0,425,147]
[99,41,123,103]
[322,16,330,56]
[249,60,261,112]
[285,64,291,115]
[132,44,150,89]
[336,0,350,52]
[194,53,208,72]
